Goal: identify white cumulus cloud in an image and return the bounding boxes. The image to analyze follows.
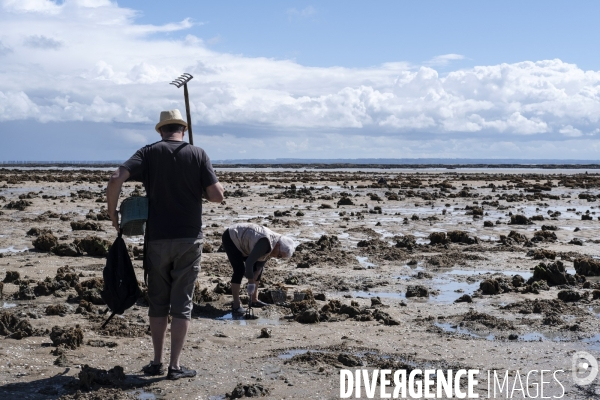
[1,0,600,160]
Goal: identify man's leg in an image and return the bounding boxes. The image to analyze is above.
[145,240,172,371]
[168,238,202,375]
[149,316,168,365]
[169,317,190,370]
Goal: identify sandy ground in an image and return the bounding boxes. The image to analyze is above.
[0,168,598,399]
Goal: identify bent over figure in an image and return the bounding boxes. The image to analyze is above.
[222,223,295,314]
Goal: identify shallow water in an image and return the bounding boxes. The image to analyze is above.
[435,322,495,340]
[356,256,376,269]
[278,349,313,359]
[215,312,282,326]
[0,246,29,253]
[1,302,17,309]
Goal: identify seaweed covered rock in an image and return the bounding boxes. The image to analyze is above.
[406,285,429,298]
[32,232,58,252]
[296,308,320,323]
[46,304,69,316]
[50,325,84,349]
[70,220,102,231]
[480,279,500,295]
[528,261,574,286]
[500,230,530,246]
[0,311,34,339]
[529,249,556,260]
[531,230,557,243]
[14,283,36,300]
[74,236,111,257]
[296,235,340,252]
[510,214,531,225]
[75,278,104,305]
[338,353,363,367]
[4,199,32,211]
[557,290,582,302]
[52,243,82,257]
[447,230,479,245]
[78,365,125,390]
[229,383,270,399]
[574,257,600,276]
[428,232,447,245]
[35,266,79,296]
[193,283,220,303]
[395,235,417,249]
[337,197,354,206]
[3,270,20,284]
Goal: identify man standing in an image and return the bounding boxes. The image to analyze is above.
[107,109,224,380]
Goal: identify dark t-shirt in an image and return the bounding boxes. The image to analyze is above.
[121,140,219,241]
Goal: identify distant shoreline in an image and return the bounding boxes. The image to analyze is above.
[1,162,600,169]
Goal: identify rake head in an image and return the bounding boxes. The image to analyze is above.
[170,73,193,88]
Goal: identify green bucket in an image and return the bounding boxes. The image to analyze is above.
[120,196,148,236]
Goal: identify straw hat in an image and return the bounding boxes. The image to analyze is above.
[155,109,188,133]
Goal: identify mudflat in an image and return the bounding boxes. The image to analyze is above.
[0,168,598,399]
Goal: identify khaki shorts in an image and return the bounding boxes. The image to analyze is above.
[146,238,202,320]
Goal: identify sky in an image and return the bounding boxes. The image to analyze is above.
[1,0,600,161]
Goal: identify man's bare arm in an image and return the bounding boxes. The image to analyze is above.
[205,182,224,203]
[106,166,130,232]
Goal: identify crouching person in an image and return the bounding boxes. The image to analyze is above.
[221,223,295,314]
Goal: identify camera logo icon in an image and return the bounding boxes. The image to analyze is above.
[573,351,598,385]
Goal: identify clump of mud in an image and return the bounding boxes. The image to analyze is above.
[426,251,485,268]
[77,365,125,390]
[50,325,84,349]
[75,278,104,304]
[74,236,111,257]
[460,310,515,330]
[528,261,575,286]
[14,283,37,300]
[394,235,417,249]
[0,311,37,339]
[574,257,600,276]
[76,300,97,314]
[356,238,408,262]
[501,299,587,316]
[292,235,359,268]
[88,313,149,337]
[193,282,221,302]
[281,345,416,371]
[510,214,532,225]
[71,221,102,231]
[3,270,20,283]
[228,383,270,398]
[35,266,80,296]
[500,230,531,246]
[4,199,32,211]
[317,299,399,325]
[46,304,69,316]
[406,285,429,297]
[53,243,83,257]
[32,232,58,252]
[58,388,137,400]
[447,230,479,245]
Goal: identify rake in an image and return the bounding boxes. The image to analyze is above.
[170,73,194,145]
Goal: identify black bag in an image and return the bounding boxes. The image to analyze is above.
[100,232,141,328]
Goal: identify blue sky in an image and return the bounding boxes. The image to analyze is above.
[1,0,600,161]
[117,1,600,71]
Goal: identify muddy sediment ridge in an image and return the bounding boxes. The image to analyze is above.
[0,168,599,399]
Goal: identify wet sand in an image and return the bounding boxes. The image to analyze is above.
[0,168,598,399]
